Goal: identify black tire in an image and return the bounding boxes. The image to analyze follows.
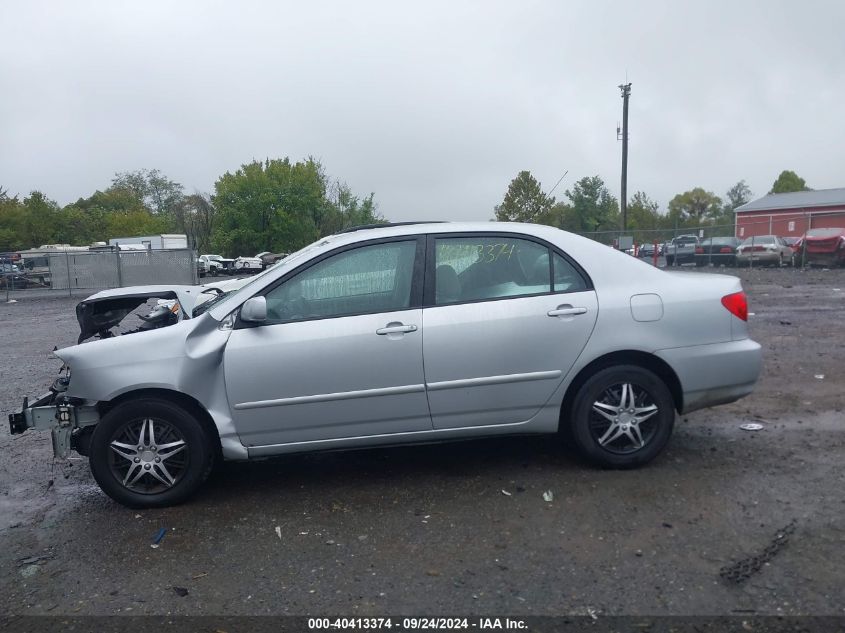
[89,398,215,508]
[210,267,218,277]
[666,256,674,266]
[568,365,675,468]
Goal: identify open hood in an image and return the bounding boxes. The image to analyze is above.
[75,285,206,343]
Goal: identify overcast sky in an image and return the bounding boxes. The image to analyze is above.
[2,0,844,222]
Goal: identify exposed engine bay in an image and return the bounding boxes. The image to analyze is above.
[74,285,218,343]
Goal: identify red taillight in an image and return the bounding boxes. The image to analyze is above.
[719,247,732,253]
[695,247,704,254]
[721,291,748,321]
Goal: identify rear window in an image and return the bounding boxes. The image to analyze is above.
[741,236,775,245]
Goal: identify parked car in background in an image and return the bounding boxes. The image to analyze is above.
[665,235,699,266]
[637,242,658,258]
[196,258,209,277]
[793,228,845,268]
[735,235,793,267]
[10,222,762,508]
[0,263,26,288]
[694,237,742,267]
[233,256,263,274]
[199,254,235,276]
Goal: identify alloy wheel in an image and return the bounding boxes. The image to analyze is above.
[108,418,189,494]
[588,383,660,454]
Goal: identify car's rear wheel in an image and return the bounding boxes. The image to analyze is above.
[569,365,675,468]
[89,398,215,508]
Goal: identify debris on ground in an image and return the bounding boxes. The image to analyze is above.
[740,423,764,431]
[17,554,53,566]
[501,489,512,496]
[542,490,554,502]
[172,586,189,597]
[779,320,792,325]
[274,526,282,540]
[151,528,167,549]
[814,374,825,380]
[192,572,208,580]
[719,521,797,584]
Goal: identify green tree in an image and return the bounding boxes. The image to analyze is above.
[667,188,722,225]
[626,191,661,231]
[564,176,619,232]
[21,191,61,248]
[713,180,753,228]
[177,193,217,252]
[0,193,26,251]
[211,158,379,256]
[112,169,185,215]
[769,170,809,194]
[494,171,555,223]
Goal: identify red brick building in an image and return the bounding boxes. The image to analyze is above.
[735,188,845,239]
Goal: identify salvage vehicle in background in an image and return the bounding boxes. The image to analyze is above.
[735,235,793,267]
[665,235,699,266]
[233,255,263,274]
[793,228,845,267]
[694,237,742,267]
[9,222,762,508]
[198,254,235,276]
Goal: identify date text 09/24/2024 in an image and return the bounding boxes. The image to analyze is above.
[307,618,528,630]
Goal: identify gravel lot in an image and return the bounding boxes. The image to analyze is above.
[1,266,844,617]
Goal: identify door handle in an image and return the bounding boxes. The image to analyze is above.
[547,306,587,317]
[376,323,418,335]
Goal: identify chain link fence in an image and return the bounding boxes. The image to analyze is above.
[2,248,198,301]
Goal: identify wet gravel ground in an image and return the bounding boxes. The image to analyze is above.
[1,266,844,616]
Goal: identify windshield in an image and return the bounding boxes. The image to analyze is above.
[198,236,339,318]
[206,255,222,261]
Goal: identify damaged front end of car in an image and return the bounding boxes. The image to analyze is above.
[8,371,100,460]
[8,285,208,458]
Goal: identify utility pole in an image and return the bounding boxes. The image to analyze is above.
[618,82,631,232]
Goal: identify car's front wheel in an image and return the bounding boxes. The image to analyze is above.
[89,398,215,508]
[569,365,675,468]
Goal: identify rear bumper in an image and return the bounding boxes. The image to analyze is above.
[736,251,779,264]
[655,338,763,414]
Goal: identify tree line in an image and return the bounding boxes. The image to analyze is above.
[1,162,812,255]
[493,169,811,238]
[0,158,383,255]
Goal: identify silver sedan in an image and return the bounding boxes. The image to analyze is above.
[735,235,794,267]
[10,222,762,507]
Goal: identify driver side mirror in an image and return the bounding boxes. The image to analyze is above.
[240,296,267,323]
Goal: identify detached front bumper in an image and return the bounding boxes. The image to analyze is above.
[8,393,100,458]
